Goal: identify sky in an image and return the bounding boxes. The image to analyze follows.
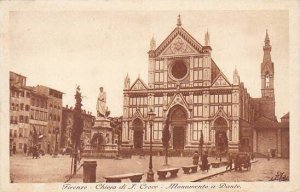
[8,10,289,118]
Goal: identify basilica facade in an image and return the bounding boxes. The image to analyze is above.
[121,16,289,157]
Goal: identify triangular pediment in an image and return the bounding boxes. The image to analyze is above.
[130,78,148,90]
[132,108,144,121]
[160,35,198,56]
[212,72,231,87]
[212,107,230,128]
[166,93,190,113]
[155,27,203,56]
[213,107,229,120]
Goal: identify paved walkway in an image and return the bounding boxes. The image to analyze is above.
[140,160,258,182]
[68,158,258,183]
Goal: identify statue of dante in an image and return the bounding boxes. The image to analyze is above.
[96,87,106,117]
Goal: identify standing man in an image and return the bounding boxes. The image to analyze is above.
[23,144,27,156]
[13,142,16,154]
[96,87,106,118]
[192,151,199,165]
[226,153,233,171]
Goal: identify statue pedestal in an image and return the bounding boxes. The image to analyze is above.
[83,117,118,159]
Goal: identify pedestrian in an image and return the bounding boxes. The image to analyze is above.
[226,153,233,171]
[37,145,41,158]
[23,144,27,156]
[201,151,209,172]
[192,151,199,165]
[267,149,270,161]
[13,143,16,154]
[32,145,36,159]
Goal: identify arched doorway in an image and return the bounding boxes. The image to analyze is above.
[132,118,144,149]
[168,105,188,150]
[213,117,229,153]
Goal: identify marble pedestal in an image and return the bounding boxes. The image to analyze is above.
[83,117,118,158]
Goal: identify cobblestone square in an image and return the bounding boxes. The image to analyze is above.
[10,154,289,183]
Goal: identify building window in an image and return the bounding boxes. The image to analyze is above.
[193,106,203,117]
[25,116,29,123]
[170,60,188,80]
[153,122,162,140]
[214,95,218,103]
[10,116,13,124]
[19,115,24,123]
[26,92,30,98]
[266,74,270,88]
[20,103,24,111]
[155,72,164,82]
[210,95,214,103]
[154,107,162,117]
[25,105,30,111]
[14,116,18,124]
[194,70,199,80]
[154,97,163,105]
[192,122,202,141]
[224,94,228,103]
[19,128,23,137]
[155,60,164,71]
[204,70,208,79]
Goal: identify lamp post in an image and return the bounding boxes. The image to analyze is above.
[146,108,156,182]
[53,127,59,157]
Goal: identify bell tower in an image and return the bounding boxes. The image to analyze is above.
[261,30,275,99]
[260,30,276,120]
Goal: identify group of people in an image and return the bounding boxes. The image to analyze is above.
[192,151,210,172]
[31,145,41,159]
[193,150,252,172]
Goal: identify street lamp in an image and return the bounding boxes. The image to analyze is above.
[146,108,156,182]
[53,127,59,157]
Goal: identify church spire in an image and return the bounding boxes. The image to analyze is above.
[233,66,240,85]
[124,73,130,90]
[150,36,156,50]
[263,29,272,62]
[177,14,182,27]
[205,29,210,46]
[265,29,270,46]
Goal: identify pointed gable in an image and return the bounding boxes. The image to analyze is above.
[166,93,190,113]
[161,35,198,56]
[212,72,231,87]
[132,108,145,121]
[130,78,148,90]
[155,27,203,57]
[213,106,229,120]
